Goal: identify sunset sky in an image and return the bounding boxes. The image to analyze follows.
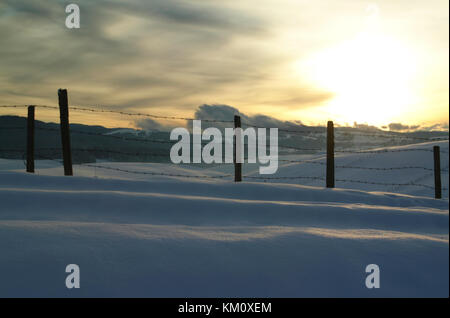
[0,0,448,130]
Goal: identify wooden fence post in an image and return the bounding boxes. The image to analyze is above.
[58,89,73,176]
[326,120,335,188]
[234,115,242,182]
[26,106,35,173]
[433,146,441,199]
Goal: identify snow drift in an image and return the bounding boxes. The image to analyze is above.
[0,141,448,297]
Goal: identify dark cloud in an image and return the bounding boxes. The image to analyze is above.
[352,122,381,132]
[418,123,449,132]
[111,0,267,33]
[0,0,332,116]
[134,104,315,132]
[388,123,420,131]
[387,122,449,132]
[194,104,310,129]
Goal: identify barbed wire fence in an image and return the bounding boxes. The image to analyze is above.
[0,89,449,198]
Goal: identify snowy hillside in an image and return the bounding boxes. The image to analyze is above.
[0,141,448,297]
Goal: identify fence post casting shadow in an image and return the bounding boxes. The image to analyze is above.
[234,115,242,182]
[433,145,441,199]
[326,120,335,188]
[58,89,73,176]
[26,105,35,173]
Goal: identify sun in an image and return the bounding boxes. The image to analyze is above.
[297,14,418,126]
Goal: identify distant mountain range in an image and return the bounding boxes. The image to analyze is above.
[0,115,448,164]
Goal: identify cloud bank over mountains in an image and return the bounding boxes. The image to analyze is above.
[134,104,449,132]
[134,104,308,131]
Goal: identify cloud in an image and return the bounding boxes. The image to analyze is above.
[0,0,335,120]
[0,0,275,108]
[417,123,449,132]
[388,123,420,131]
[193,104,311,129]
[134,118,178,132]
[0,0,447,129]
[352,122,381,132]
[134,103,316,132]
[387,122,449,132]
[194,104,238,121]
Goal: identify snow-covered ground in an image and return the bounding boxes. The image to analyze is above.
[0,141,448,297]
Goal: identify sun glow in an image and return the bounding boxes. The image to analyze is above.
[297,9,419,126]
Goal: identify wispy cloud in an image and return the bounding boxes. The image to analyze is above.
[0,0,334,115]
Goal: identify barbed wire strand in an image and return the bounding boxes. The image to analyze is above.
[0,105,58,110]
[243,175,325,181]
[1,146,448,172]
[277,158,438,172]
[335,178,448,191]
[336,131,449,141]
[4,126,447,154]
[34,127,192,145]
[241,122,326,135]
[80,163,232,179]
[242,175,447,191]
[1,104,233,123]
[336,148,435,154]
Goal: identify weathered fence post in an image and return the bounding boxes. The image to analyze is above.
[58,89,73,176]
[326,120,335,188]
[234,115,242,182]
[26,106,35,173]
[433,145,441,199]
